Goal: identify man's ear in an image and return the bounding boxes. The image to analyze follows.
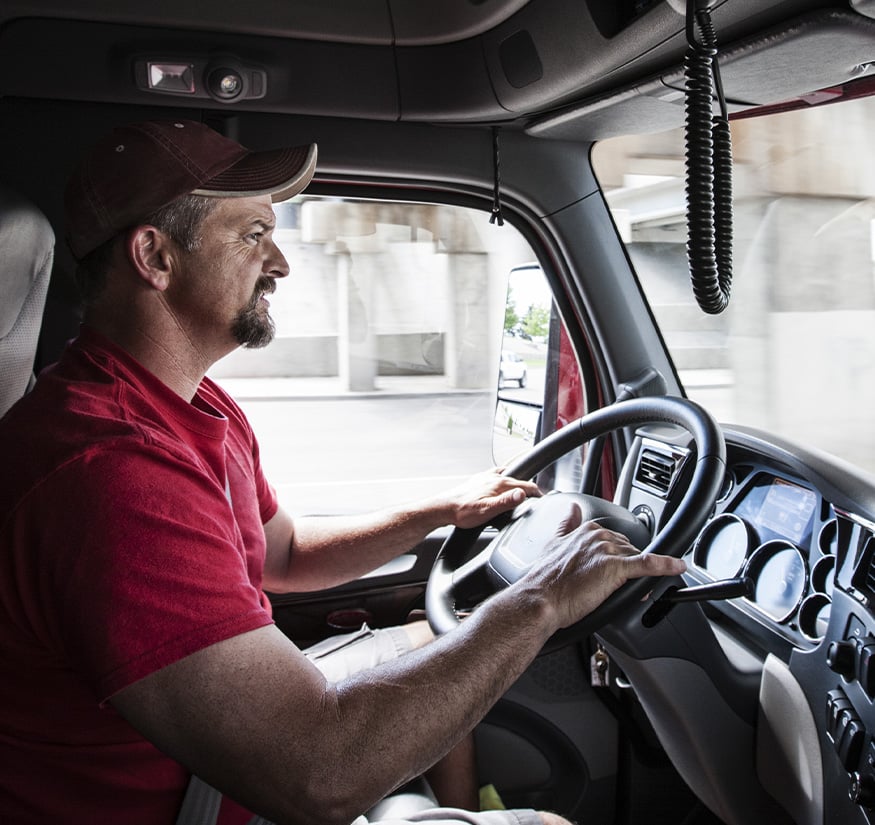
[126,226,174,291]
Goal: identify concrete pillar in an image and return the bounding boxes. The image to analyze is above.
[438,208,492,389]
[329,240,376,391]
[445,251,492,388]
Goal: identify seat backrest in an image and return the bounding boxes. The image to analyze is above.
[0,184,54,418]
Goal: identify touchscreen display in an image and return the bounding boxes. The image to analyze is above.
[753,478,817,544]
[734,476,817,544]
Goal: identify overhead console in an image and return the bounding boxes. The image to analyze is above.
[0,0,856,129]
[528,7,875,140]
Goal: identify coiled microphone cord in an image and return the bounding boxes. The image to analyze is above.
[684,1,733,314]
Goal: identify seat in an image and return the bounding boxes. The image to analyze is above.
[0,183,54,418]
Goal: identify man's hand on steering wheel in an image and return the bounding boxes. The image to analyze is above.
[517,502,687,632]
[429,467,543,529]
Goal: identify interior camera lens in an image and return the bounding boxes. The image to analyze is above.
[220,75,240,95]
[207,67,244,100]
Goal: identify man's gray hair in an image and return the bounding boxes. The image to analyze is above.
[74,194,218,304]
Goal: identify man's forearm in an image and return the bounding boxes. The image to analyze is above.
[298,581,558,823]
[264,470,539,593]
[289,520,684,824]
[276,502,449,591]
[114,517,684,825]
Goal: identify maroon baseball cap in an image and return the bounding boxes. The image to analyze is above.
[65,119,318,260]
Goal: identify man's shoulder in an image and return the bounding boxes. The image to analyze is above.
[1,367,199,511]
[2,351,161,445]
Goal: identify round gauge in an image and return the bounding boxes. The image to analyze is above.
[818,519,839,556]
[745,540,808,623]
[693,514,755,579]
[811,554,836,596]
[798,593,832,641]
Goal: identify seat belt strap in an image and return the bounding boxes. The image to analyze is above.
[175,775,222,825]
[176,482,274,825]
[176,774,277,825]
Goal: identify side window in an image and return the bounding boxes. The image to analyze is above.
[209,196,580,516]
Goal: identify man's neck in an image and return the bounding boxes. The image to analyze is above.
[83,309,220,403]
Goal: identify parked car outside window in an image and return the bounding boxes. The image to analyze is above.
[498,350,527,388]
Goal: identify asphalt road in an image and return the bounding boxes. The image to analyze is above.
[231,361,739,517]
[239,390,499,515]
[229,362,547,516]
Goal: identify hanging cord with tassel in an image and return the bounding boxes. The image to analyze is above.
[489,126,504,226]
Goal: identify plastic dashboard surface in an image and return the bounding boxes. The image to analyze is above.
[677,426,875,823]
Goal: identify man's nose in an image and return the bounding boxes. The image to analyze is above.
[266,239,290,279]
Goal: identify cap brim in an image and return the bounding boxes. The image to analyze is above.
[192,142,317,202]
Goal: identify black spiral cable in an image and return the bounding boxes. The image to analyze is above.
[684,1,733,314]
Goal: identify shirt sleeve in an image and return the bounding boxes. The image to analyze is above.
[27,442,275,703]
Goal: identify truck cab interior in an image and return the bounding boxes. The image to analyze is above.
[2,2,875,824]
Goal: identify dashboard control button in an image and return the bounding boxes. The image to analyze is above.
[838,717,866,771]
[827,690,854,737]
[827,689,865,770]
[857,637,875,697]
[827,640,857,679]
[850,772,875,809]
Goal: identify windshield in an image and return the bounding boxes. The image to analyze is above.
[593,93,875,475]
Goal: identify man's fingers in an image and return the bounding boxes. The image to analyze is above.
[509,489,527,505]
[568,521,639,557]
[584,524,687,576]
[622,550,686,579]
[500,476,542,499]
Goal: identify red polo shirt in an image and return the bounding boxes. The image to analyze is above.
[0,327,278,824]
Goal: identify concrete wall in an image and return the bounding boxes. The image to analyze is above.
[211,200,535,390]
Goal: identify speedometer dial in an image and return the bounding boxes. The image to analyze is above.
[693,514,756,579]
[745,540,807,623]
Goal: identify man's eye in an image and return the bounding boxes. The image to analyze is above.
[246,232,263,244]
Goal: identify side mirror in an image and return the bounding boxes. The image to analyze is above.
[493,398,541,466]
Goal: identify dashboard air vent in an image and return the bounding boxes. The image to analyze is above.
[635,446,683,496]
[865,561,875,599]
[854,534,875,602]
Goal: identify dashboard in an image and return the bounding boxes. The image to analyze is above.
[624,422,875,825]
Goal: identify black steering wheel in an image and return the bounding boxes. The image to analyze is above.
[425,396,726,644]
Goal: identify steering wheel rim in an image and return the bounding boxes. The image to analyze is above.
[425,396,726,643]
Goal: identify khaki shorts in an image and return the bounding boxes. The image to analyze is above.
[303,623,414,681]
[303,626,542,825]
[352,809,543,825]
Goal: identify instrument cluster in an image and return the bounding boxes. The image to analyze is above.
[691,466,837,645]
